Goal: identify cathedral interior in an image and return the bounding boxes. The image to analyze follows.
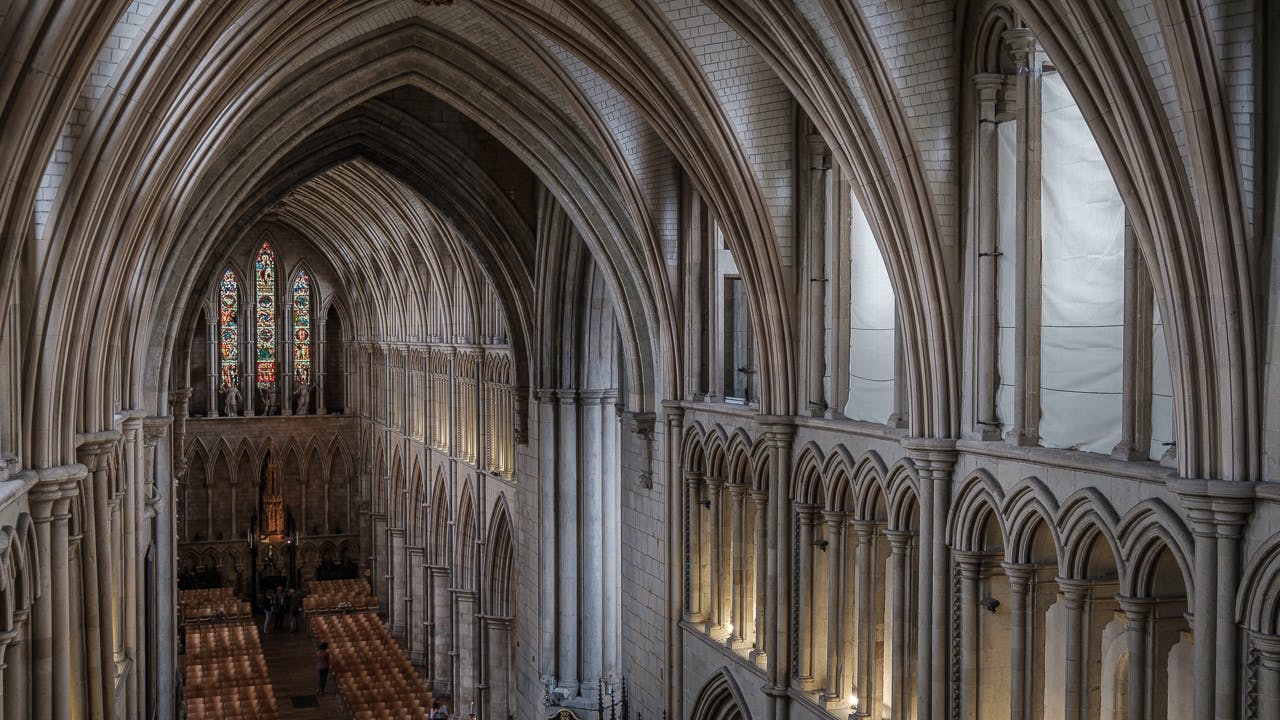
[1,1,1278,719]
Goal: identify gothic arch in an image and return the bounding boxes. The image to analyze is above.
[947,469,1007,552]
[820,445,856,513]
[428,470,449,567]
[1057,490,1123,581]
[885,459,921,530]
[850,450,889,521]
[789,443,825,506]
[690,668,751,720]
[725,429,753,487]
[1002,478,1063,565]
[1116,499,1194,599]
[1239,532,1280,634]
[485,497,514,619]
[680,417,711,474]
[456,482,478,591]
[705,426,730,481]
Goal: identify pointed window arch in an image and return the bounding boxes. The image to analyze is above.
[254,242,278,388]
[218,268,240,385]
[292,269,313,383]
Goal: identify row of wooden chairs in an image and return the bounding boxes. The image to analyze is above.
[180,587,253,621]
[304,578,378,612]
[310,612,432,718]
[183,621,280,719]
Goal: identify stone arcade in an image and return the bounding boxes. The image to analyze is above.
[1,2,1278,720]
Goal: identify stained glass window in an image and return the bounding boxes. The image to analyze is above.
[255,243,277,388]
[218,269,240,385]
[292,270,312,383]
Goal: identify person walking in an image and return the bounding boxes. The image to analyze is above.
[315,642,331,695]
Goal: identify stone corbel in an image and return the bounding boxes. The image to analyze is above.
[513,387,530,445]
[617,407,656,489]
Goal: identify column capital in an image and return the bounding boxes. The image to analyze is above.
[726,483,749,500]
[120,409,146,433]
[1056,578,1094,606]
[1170,478,1255,538]
[28,465,86,520]
[1251,632,1280,670]
[75,431,121,470]
[1114,595,1158,621]
[1002,28,1037,71]
[794,503,821,522]
[884,528,915,550]
[852,519,882,541]
[1000,562,1038,590]
[821,509,849,527]
[952,549,992,573]
[900,436,957,475]
[142,416,172,447]
[754,417,796,446]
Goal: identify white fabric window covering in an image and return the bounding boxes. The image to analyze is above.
[1037,72,1126,454]
[996,119,1018,437]
[844,193,896,423]
[1150,303,1174,460]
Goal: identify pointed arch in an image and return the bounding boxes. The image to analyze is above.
[253,240,279,389]
[1003,477,1063,566]
[725,429,754,487]
[690,668,751,720]
[290,265,315,383]
[851,450,889,521]
[821,445,856,513]
[705,425,730,480]
[682,421,708,474]
[885,458,921,530]
[789,442,825,506]
[217,266,242,385]
[947,469,1007,552]
[408,457,424,546]
[428,468,450,566]
[1057,490,1123,580]
[747,438,772,495]
[485,496,514,618]
[1239,531,1280,634]
[456,481,478,591]
[1116,499,1193,600]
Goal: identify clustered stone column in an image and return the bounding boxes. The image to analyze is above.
[750,489,769,660]
[853,521,878,714]
[29,465,83,720]
[1002,562,1037,720]
[728,483,747,647]
[794,504,818,689]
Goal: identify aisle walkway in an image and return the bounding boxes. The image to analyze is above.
[259,619,344,720]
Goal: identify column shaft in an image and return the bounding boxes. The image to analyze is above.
[751,492,769,657]
[730,486,746,645]
[796,508,817,685]
[707,479,724,629]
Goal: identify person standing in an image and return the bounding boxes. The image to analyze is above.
[261,594,272,635]
[315,642,331,695]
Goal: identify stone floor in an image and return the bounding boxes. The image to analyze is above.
[260,622,344,720]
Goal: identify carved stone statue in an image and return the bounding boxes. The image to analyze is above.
[260,384,279,416]
[221,382,241,417]
[294,379,314,415]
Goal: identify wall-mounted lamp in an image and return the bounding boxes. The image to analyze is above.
[813,539,830,551]
[699,498,712,509]
[978,597,1000,614]
[848,693,868,719]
